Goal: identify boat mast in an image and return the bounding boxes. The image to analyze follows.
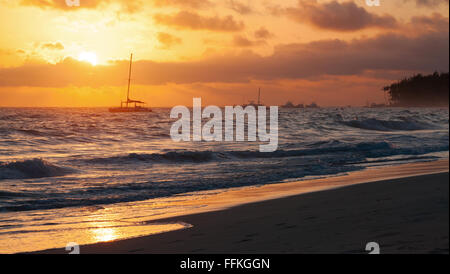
[258,88,261,105]
[126,53,133,108]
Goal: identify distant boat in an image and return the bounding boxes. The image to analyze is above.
[282,101,295,108]
[282,101,305,108]
[243,88,264,107]
[109,54,152,113]
[305,102,319,109]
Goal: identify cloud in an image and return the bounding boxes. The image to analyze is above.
[20,0,143,13]
[0,28,447,87]
[227,0,253,14]
[232,35,265,47]
[254,27,273,39]
[41,42,64,50]
[20,0,217,12]
[409,12,449,32]
[406,0,449,7]
[232,27,272,47]
[153,11,245,32]
[151,0,214,9]
[157,32,182,49]
[21,0,101,9]
[284,0,398,31]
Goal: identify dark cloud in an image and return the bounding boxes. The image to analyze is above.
[153,11,245,32]
[410,12,449,32]
[254,27,273,39]
[407,0,449,7]
[1,28,447,87]
[284,0,398,31]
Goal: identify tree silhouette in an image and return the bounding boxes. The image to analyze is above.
[383,72,449,107]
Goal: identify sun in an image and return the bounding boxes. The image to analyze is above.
[78,51,98,66]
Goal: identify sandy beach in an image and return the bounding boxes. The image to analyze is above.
[36,161,449,254]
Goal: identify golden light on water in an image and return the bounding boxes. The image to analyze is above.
[91,227,119,243]
[0,208,191,253]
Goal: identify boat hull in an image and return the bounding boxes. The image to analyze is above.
[109,107,152,113]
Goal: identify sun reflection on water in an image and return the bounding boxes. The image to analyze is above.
[91,227,119,242]
[0,208,191,254]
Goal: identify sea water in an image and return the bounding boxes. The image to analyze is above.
[0,107,448,252]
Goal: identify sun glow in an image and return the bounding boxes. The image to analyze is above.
[78,51,98,66]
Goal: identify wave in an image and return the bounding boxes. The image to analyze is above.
[0,159,75,180]
[83,141,448,165]
[340,117,437,131]
[14,129,46,137]
[0,190,32,199]
[87,151,217,164]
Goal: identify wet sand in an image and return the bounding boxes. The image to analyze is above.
[36,161,449,254]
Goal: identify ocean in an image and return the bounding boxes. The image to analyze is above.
[0,107,448,252]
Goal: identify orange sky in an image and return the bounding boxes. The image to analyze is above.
[0,0,448,107]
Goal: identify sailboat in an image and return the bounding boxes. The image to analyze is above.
[109,54,152,113]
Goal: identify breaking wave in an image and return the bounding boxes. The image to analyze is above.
[0,159,75,180]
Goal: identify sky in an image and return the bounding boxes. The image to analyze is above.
[0,0,448,107]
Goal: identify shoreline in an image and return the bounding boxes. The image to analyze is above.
[34,160,449,254]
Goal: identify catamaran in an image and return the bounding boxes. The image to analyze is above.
[109,54,152,113]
